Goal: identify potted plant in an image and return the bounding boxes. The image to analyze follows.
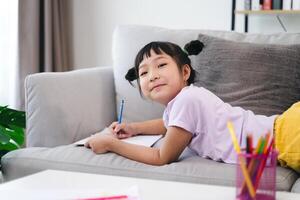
[0,106,25,162]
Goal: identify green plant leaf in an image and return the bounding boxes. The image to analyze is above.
[7,125,24,146]
[0,125,11,144]
[0,105,25,153]
[0,140,19,151]
[0,105,26,128]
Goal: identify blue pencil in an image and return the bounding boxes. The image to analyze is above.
[118,99,124,124]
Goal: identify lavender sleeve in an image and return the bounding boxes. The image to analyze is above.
[167,93,200,135]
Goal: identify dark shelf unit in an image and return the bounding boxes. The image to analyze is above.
[231,0,300,32]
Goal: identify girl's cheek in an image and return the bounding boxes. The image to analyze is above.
[140,80,149,96]
[140,79,147,89]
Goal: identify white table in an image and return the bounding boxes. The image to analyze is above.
[0,170,299,200]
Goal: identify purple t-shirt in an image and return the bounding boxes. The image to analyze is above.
[163,85,277,163]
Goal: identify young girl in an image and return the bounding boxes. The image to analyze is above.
[85,40,300,172]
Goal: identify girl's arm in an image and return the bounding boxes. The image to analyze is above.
[87,126,192,166]
[131,118,167,135]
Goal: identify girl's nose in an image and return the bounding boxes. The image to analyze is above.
[149,69,160,82]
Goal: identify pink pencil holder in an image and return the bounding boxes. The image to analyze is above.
[236,150,278,200]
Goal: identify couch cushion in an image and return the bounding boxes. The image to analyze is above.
[193,34,300,116]
[25,67,116,147]
[1,145,298,191]
[112,25,300,122]
[292,178,300,193]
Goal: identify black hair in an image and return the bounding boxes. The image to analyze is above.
[125,40,204,95]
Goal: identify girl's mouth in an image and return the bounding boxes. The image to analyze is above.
[151,84,165,91]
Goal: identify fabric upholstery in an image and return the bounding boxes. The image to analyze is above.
[1,144,298,192]
[292,178,300,193]
[25,67,116,147]
[193,34,300,116]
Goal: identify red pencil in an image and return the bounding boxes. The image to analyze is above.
[254,138,274,190]
[78,195,128,200]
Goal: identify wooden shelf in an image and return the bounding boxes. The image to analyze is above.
[235,10,300,15]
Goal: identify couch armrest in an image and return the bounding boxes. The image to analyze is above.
[25,67,116,147]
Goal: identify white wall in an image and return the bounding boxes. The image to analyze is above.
[70,0,300,69]
[0,0,18,108]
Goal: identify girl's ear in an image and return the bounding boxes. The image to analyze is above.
[182,64,191,82]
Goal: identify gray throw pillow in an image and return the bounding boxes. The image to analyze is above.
[193,34,300,116]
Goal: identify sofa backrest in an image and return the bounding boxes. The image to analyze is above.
[112,25,300,122]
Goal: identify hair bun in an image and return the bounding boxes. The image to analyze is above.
[184,40,204,55]
[125,67,137,81]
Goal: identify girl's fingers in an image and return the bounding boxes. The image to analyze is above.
[84,141,90,148]
[118,133,128,139]
[113,125,120,133]
[109,121,119,129]
[112,121,119,127]
[117,130,132,139]
[110,122,131,138]
[107,126,115,135]
[114,123,125,133]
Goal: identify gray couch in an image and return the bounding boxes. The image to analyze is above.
[1,25,300,193]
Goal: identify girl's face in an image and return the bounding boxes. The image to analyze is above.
[138,50,191,105]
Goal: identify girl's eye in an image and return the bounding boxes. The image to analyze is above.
[140,71,147,76]
[158,63,166,68]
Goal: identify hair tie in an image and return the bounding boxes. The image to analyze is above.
[182,49,189,55]
[125,67,137,81]
[184,40,204,55]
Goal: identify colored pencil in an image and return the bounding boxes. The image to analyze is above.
[239,136,263,195]
[254,138,274,190]
[118,99,124,124]
[79,195,128,200]
[227,122,256,198]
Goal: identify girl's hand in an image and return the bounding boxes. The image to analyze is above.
[85,133,116,154]
[109,121,137,139]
